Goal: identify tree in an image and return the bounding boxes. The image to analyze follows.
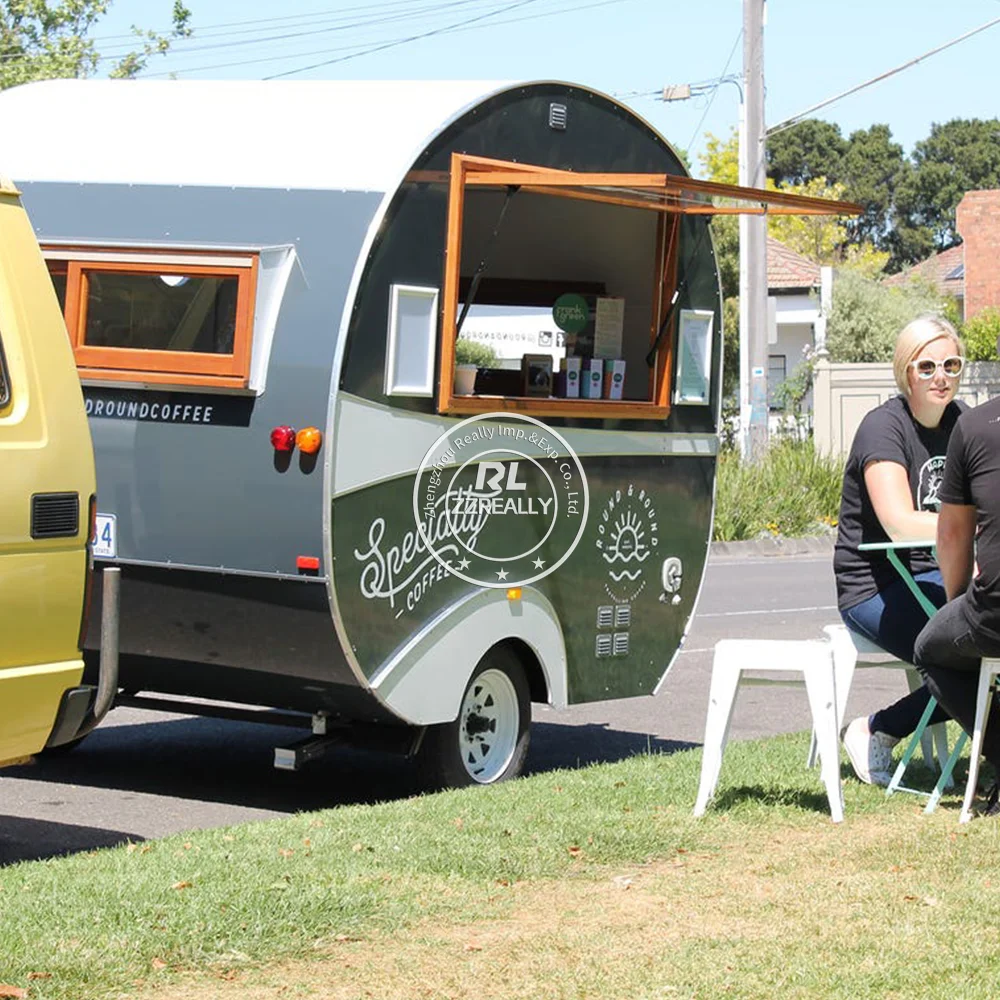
[0,0,191,89]
[825,272,949,363]
[840,124,905,251]
[701,129,739,186]
[766,119,846,187]
[962,307,1000,361]
[699,131,742,409]
[767,177,850,262]
[698,129,740,299]
[893,118,1000,261]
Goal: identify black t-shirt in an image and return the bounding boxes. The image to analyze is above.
[938,397,1000,641]
[834,394,965,611]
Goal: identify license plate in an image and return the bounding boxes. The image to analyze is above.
[93,513,117,559]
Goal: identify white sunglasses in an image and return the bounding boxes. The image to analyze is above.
[909,355,964,379]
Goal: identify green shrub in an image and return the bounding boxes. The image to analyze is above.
[825,271,949,363]
[455,338,499,367]
[961,308,1000,361]
[714,440,843,541]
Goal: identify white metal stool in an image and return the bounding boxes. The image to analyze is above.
[694,637,844,823]
[815,624,951,782]
[959,657,1000,824]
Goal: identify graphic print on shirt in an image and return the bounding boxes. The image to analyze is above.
[917,455,946,510]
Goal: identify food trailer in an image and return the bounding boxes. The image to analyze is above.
[0,78,856,786]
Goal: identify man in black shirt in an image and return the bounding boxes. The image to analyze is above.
[914,395,1000,799]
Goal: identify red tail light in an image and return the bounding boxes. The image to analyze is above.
[270,425,297,452]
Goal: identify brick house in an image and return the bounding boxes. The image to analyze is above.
[884,187,1000,322]
[956,189,1000,320]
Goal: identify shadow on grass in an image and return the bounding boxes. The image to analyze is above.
[0,815,142,867]
[527,723,695,774]
[711,784,832,815]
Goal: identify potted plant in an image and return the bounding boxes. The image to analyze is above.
[453,337,497,394]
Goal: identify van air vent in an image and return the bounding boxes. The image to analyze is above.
[31,493,80,539]
[548,103,567,130]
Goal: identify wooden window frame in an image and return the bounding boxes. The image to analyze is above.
[435,153,860,420]
[48,249,259,389]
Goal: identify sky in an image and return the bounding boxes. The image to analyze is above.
[90,0,1000,176]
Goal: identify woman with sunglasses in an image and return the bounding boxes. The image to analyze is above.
[834,315,966,785]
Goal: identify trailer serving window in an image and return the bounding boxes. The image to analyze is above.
[44,249,258,388]
[435,154,858,420]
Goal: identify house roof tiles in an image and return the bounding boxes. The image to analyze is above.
[883,244,964,297]
[766,237,822,289]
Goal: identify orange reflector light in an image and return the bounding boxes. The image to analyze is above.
[506,587,522,601]
[296,426,323,454]
[296,555,320,572]
[270,425,296,452]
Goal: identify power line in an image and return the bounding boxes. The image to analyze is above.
[684,29,743,152]
[91,0,493,59]
[768,14,1000,136]
[263,0,539,79]
[613,33,743,152]
[0,0,499,67]
[87,0,494,46]
[135,0,632,78]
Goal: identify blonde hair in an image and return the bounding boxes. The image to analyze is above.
[892,315,964,395]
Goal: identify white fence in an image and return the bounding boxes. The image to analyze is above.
[812,358,1000,458]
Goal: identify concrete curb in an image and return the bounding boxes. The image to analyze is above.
[709,535,835,559]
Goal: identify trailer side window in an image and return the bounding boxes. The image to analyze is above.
[43,251,258,389]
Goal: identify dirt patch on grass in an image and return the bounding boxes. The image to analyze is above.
[135,811,973,1000]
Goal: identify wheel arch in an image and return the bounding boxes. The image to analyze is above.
[369,587,567,726]
[496,636,549,705]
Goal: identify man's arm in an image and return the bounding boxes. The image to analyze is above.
[936,501,977,600]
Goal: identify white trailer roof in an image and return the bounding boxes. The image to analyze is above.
[0,78,532,192]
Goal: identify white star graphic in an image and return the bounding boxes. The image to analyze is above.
[496,568,509,581]
[532,557,546,569]
[458,557,471,570]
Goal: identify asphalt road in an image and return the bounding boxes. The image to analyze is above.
[0,547,912,865]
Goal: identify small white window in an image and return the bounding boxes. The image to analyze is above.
[674,309,713,406]
[385,284,439,397]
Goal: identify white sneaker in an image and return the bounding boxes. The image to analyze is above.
[843,716,899,787]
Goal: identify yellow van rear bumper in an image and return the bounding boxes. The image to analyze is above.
[0,661,84,765]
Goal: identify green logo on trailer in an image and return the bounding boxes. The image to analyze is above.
[552,293,588,334]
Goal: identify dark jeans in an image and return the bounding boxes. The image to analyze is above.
[914,597,1000,769]
[841,569,950,738]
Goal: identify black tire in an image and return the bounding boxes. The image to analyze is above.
[38,732,90,756]
[418,646,531,790]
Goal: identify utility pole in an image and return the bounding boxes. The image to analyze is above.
[743,0,769,462]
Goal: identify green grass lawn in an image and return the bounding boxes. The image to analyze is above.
[3,731,1000,999]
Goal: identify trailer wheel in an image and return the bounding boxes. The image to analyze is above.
[419,648,531,789]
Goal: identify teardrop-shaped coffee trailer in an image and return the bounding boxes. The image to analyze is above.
[0,79,856,785]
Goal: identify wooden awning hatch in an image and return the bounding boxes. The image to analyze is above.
[411,154,862,217]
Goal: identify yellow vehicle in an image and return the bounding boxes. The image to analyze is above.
[0,174,104,767]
